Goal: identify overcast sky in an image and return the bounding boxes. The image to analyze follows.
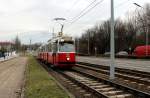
[0,0,149,44]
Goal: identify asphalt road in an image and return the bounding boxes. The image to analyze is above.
[77,56,150,72]
[0,57,27,98]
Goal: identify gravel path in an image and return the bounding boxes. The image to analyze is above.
[0,57,27,98]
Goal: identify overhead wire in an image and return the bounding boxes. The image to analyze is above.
[69,0,79,9]
[65,0,80,18]
[95,0,132,20]
[64,0,104,32]
[71,0,132,23]
[115,0,131,8]
[65,0,132,33]
[70,0,104,25]
[70,0,97,22]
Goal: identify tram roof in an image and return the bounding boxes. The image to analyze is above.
[48,36,73,43]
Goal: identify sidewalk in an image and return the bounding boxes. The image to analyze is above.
[0,57,27,98]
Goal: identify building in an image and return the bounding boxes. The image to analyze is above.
[0,41,14,52]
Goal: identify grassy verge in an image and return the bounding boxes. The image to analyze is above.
[25,56,69,98]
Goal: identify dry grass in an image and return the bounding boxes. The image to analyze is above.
[25,56,69,98]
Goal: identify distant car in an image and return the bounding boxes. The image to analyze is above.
[104,52,110,56]
[116,51,128,56]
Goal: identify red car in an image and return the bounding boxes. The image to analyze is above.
[133,45,150,57]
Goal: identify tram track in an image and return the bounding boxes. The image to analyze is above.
[75,62,150,94]
[38,60,150,98]
[38,60,98,98]
[77,62,150,78]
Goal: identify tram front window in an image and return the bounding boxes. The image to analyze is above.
[59,43,75,52]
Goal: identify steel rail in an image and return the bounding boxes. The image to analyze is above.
[75,64,150,85]
[38,60,134,98]
[72,66,150,98]
[59,71,110,98]
[77,62,150,78]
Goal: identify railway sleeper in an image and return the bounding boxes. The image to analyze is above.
[77,67,150,94]
[83,93,93,98]
[116,73,149,84]
[67,72,135,98]
[97,87,115,91]
[109,94,133,98]
[76,64,150,86]
[77,62,150,79]
[95,88,133,98]
[73,69,150,97]
[147,86,150,91]
[62,79,93,98]
[102,90,124,95]
[83,82,102,86]
[90,85,109,89]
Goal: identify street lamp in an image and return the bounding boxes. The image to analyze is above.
[133,3,149,56]
[133,3,143,8]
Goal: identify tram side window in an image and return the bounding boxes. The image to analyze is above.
[52,43,58,53]
[48,44,52,52]
[41,47,44,52]
[45,46,47,51]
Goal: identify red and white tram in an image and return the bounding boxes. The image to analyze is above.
[38,34,75,68]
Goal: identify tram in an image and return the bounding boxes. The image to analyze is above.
[38,32,75,68]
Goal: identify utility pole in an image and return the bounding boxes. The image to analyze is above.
[88,32,90,55]
[30,39,31,52]
[78,39,80,55]
[110,0,115,80]
[146,25,148,56]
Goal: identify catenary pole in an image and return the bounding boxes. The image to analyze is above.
[110,0,115,80]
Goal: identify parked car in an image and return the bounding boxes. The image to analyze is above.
[104,52,110,56]
[116,51,128,56]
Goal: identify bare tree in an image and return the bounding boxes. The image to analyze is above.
[76,3,150,55]
[13,36,21,52]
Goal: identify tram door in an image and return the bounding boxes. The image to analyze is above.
[52,43,57,65]
[53,53,56,64]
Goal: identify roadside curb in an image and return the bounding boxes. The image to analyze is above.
[20,60,28,98]
[0,56,17,63]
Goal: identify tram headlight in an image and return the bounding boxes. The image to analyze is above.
[66,57,70,61]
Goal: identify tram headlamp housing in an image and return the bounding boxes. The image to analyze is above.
[66,57,70,61]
